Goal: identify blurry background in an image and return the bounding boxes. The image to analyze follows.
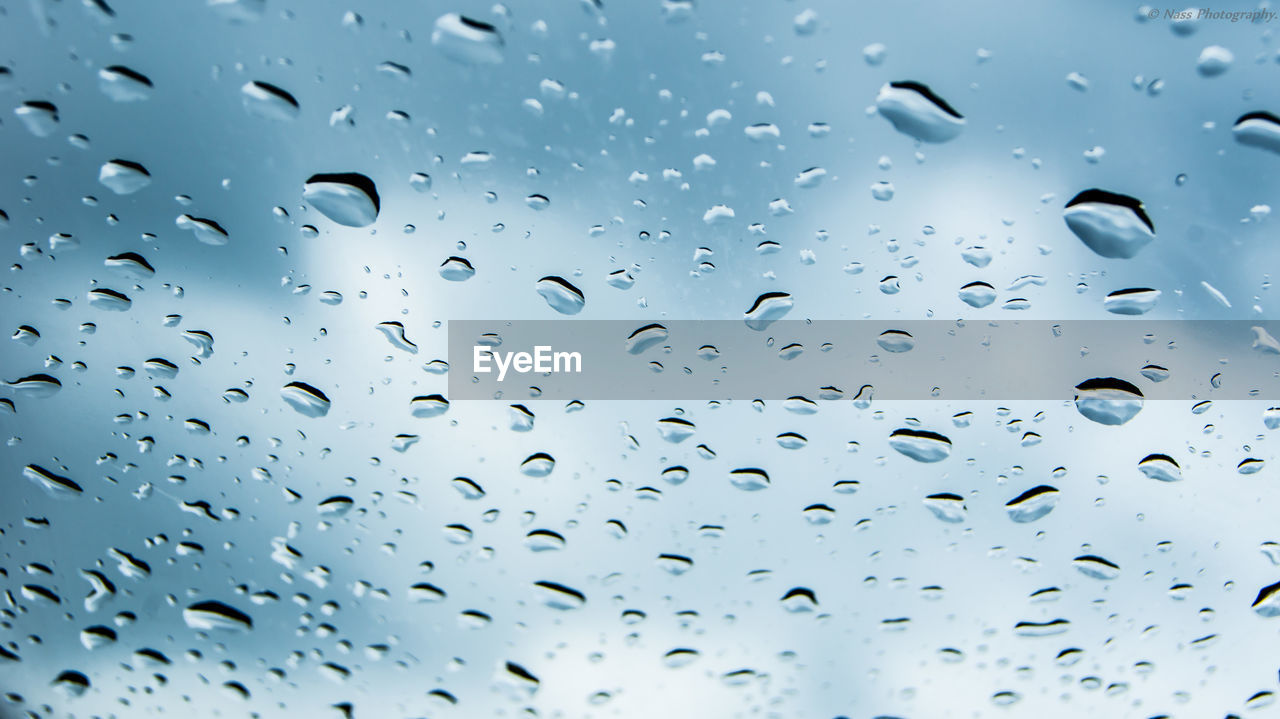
[2,0,1280,716]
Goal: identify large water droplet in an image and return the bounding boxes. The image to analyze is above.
[535,276,585,315]
[875,81,964,143]
[241,81,299,121]
[1138,453,1182,482]
[98,66,152,102]
[280,381,331,417]
[14,101,59,137]
[183,600,253,631]
[1004,485,1059,523]
[743,292,793,330]
[1103,287,1160,315]
[303,173,380,227]
[1233,112,1280,154]
[176,215,230,245]
[922,493,966,523]
[1063,189,1155,259]
[432,14,504,65]
[958,281,996,308]
[729,467,770,490]
[98,159,151,195]
[1253,581,1280,617]
[1072,555,1120,580]
[23,464,83,499]
[889,428,952,463]
[1074,377,1143,425]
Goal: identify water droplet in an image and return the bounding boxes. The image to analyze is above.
[533,581,586,610]
[743,292,793,330]
[720,467,768,492]
[88,288,132,311]
[182,600,253,631]
[520,452,555,477]
[1196,45,1233,77]
[241,81,299,121]
[98,66,152,102]
[439,256,475,281]
[176,215,229,245]
[1063,189,1155,259]
[656,553,694,575]
[889,428,952,463]
[1074,377,1143,425]
[875,81,964,143]
[1072,554,1120,580]
[317,496,353,517]
[656,416,695,443]
[97,159,152,195]
[876,329,915,352]
[663,648,700,668]
[1138,453,1182,482]
[80,625,117,650]
[303,173,380,227]
[432,14,504,65]
[410,395,449,418]
[744,123,781,142]
[1238,457,1265,474]
[524,529,566,552]
[870,181,895,201]
[1005,485,1059,522]
[1013,619,1070,637]
[535,276,585,315]
[958,281,996,307]
[375,321,418,353]
[23,464,83,499]
[280,381,331,418]
[408,583,446,603]
[1233,111,1280,154]
[922,493,966,523]
[1103,287,1160,314]
[51,670,90,698]
[1253,581,1280,617]
[105,252,155,279]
